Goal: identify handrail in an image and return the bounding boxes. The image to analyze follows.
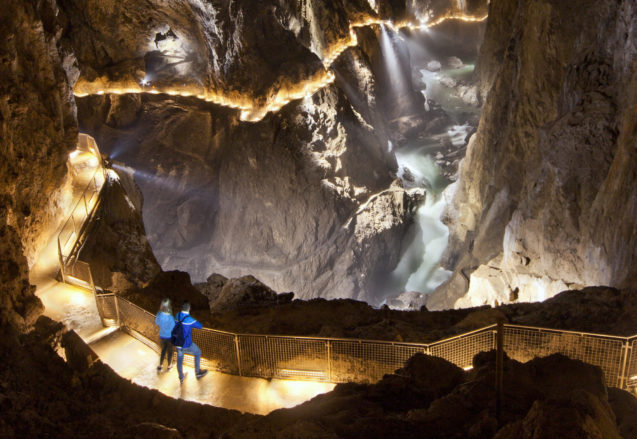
[57,133,637,390]
[58,168,103,261]
[57,134,106,290]
[501,323,636,341]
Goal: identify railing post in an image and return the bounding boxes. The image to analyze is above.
[234,334,242,376]
[495,320,504,427]
[326,341,332,382]
[83,193,89,216]
[71,214,77,237]
[618,340,632,389]
[114,294,121,326]
[57,238,66,283]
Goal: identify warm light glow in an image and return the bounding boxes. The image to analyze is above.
[72,14,487,122]
[277,368,328,380]
[90,330,334,414]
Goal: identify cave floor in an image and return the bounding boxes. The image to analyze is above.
[30,145,334,415]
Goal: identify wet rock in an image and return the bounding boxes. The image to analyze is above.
[426,60,442,72]
[385,291,427,310]
[446,56,464,69]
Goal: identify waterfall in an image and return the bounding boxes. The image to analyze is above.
[383,147,451,308]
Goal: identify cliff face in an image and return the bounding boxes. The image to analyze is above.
[429,0,637,309]
[0,0,78,327]
[72,0,491,303]
[78,81,421,303]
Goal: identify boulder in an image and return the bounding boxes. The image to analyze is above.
[426,60,442,72]
[202,274,295,313]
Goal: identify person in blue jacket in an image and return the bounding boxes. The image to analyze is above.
[175,301,208,383]
[154,298,175,372]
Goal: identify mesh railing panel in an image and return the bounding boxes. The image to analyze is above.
[329,339,426,383]
[95,294,118,323]
[65,260,93,286]
[58,222,75,257]
[503,326,625,387]
[193,329,238,375]
[429,329,495,369]
[238,335,330,381]
[91,295,637,388]
[116,297,159,350]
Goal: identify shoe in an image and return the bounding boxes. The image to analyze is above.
[157,365,162,372]
[196,369,208,379]
[167,364,173,371]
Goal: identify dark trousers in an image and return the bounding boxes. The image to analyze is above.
[159,337,173,366]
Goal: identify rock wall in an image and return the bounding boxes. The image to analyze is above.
[0,0,78,327]
[429,0,637,309]
[78,80,421,303]
[78,167,161,291]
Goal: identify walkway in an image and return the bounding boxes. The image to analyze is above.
[31,143,333,415]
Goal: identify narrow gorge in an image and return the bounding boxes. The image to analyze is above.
[2,0,637,437]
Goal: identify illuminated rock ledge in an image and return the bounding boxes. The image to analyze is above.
[73,14,487,122]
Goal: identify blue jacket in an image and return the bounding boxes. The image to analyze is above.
[174,311,202,348]
[155,312,175,340]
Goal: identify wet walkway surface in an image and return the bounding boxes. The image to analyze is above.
[31,143,334,415]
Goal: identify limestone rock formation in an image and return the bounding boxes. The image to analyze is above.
[223,352,631,438]
[196,273,294,314]
[78,80,421,304]
[4,0,637,437]
[0,0,78,327]
[429,0,637,310]
[0,318,248,438]
[73,2,489,305]
[78,166,161,291]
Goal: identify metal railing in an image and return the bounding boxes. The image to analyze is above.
[58,134,637,391]
[93,292,637,389]
[57,134,106,290]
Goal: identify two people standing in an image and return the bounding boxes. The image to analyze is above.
[154,299,208,383]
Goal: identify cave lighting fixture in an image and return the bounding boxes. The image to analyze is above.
[73,13,486,122]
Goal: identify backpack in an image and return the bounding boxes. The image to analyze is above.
[171,314,187,347]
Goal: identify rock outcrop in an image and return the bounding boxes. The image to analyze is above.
[0,317,248,438]
[78,166,161,291]
[223,351,631,438]
[0,0,78,327]
[429,0,637,310]
[196,273,294,314]
[72,1,490,305]
[77,79,421,304]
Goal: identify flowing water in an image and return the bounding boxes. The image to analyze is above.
[380,62,479,309]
